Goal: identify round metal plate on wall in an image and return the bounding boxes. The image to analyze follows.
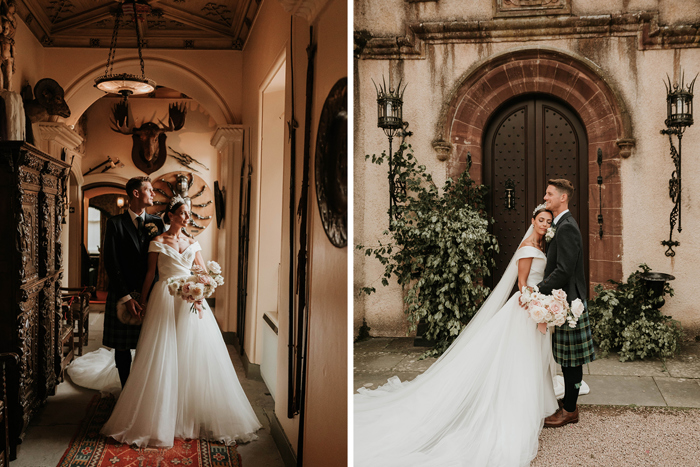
[314,77,347,248]
[147,171,214,236]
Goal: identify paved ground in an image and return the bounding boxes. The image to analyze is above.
[354,337,700,408]
[10,311,284,467]
[354,337,700,465]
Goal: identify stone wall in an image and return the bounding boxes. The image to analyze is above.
[354,0,700,338]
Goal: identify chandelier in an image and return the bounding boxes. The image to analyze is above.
[94,0,156,100]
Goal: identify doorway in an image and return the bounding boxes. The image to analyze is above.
[483,95,589,285]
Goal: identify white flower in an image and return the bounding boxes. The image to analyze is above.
[214,275,224,286]
[529,306,547,323]
[167,280,180,296]
[548,300,563,317]
[190,283,205,301]
[521,286,533,303]
[571,299,585,319]
[545,227,556,242]
[552,289,567,303]
[207,261,222,275]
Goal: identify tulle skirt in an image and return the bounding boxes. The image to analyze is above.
[101,281,179,447]
[174,298,261,444]
[354,294,559,467]
[97,280,261,447]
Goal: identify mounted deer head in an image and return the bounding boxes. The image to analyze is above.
[111,100,187,174]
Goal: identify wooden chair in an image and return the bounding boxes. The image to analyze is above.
[60,287,94,358]
[0,353,18,467]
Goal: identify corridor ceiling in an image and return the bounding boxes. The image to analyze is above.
[17,0,262,49]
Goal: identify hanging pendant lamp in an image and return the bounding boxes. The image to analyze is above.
[94,0,156,99]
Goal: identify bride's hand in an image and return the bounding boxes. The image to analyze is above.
[537,323,547,335]
[195,300,204,319]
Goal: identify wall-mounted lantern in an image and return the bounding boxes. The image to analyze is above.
[660,72,696,257]
[374,76,411,223]
[116,197,125,208]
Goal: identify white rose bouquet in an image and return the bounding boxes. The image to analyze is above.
[520,285,582,329]
[167,261,224,318]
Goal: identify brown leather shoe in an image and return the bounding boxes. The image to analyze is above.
[544,406,579,428]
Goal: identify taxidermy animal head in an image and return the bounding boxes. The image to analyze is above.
[111,100,187,174]
[22,78,71,123]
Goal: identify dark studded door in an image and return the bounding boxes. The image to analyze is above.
[483,96,588,286]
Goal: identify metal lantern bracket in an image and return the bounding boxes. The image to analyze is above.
[596,148,603,239]
[374,76,412,224]
[660,72,697,257]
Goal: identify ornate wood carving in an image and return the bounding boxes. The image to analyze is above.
[0,142,68,459]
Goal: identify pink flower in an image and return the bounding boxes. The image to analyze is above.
[552,289,567,302]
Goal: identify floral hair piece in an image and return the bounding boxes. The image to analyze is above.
[532,203,548,217]
[169,194,186,209]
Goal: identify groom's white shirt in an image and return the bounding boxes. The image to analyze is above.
[553,209,569,226]
[119,208,148,304]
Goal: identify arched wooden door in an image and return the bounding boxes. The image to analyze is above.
[483,96,589,286]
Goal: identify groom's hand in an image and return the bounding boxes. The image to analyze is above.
[126,299,143,318]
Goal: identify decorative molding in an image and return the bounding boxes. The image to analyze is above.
[616,138,636,159]
[359,12,700,59]
[35,123,83,151]
[211,125,245,150]
[494,0,571,18]
[277,0,328,23]
[432,139,453,162]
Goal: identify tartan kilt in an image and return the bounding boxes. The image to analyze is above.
[102,290,142,350]
[552,302,596,367]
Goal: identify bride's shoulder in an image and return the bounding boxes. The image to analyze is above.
[151,234,166,244]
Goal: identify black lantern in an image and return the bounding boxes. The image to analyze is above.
[374,77,411,223]
[660,72,697,257]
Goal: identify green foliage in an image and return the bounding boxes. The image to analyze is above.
[588,264,682,362]
[357,144,498,356]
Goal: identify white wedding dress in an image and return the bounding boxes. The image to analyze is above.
[69,241,261,448]
[354,235,559,466]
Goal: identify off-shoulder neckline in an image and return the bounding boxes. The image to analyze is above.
[152,240,199,256]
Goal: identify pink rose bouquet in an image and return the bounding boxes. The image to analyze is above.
[167,261,224,318]
[520,285,582,329]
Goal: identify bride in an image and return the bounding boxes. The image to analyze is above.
[71,197,261,448]
[354,204,560,466]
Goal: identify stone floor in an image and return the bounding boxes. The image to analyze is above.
[10,311,284,467]
[354,337,700,408]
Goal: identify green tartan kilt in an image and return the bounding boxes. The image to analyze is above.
[552,304,596,367]
[102,291,142,350]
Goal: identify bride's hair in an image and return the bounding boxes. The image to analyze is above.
[164,201,186,225]
[532,204,553,219]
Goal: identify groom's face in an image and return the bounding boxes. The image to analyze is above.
[135,182,155,207]
[544,185,566,213]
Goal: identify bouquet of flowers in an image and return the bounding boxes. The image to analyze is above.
[520,286,584,328]
[167,261,224,317]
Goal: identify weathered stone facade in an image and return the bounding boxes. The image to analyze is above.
[354,0,700,337]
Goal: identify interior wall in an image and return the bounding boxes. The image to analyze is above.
[301,0,348,464]
[82,97,220,263]
[239,0,301,451]
[15,19,44,93]
[251,87,285,365]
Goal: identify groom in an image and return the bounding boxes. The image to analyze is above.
[102,176,165,387]
[537,179,595,427]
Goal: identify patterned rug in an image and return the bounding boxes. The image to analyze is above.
[57,395,242,467]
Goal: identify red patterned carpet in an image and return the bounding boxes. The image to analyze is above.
[57,395,242,467]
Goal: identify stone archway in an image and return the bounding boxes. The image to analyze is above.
[439,48,632,294]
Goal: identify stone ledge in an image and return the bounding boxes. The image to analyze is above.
[359,12,700,59]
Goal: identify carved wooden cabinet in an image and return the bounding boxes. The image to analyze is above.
[0,142,69,459]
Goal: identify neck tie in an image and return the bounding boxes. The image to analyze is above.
[137,216,144,241]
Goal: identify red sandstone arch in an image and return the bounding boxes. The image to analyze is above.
[441,48,630,293]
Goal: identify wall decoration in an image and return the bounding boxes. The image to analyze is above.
[214,180,225,228]
[147,171,213,236]
[110,101,187,174]
[168,145,209,173]
[314,77,347,248]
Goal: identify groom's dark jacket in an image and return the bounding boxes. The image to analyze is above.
[537,211,595,367]
[102,211,164,350]
[537,211,586,303]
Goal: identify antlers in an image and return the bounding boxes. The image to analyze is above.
[111,101,187,134]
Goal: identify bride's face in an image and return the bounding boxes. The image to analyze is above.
[170,204,191,228]
[532,211,552,235]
